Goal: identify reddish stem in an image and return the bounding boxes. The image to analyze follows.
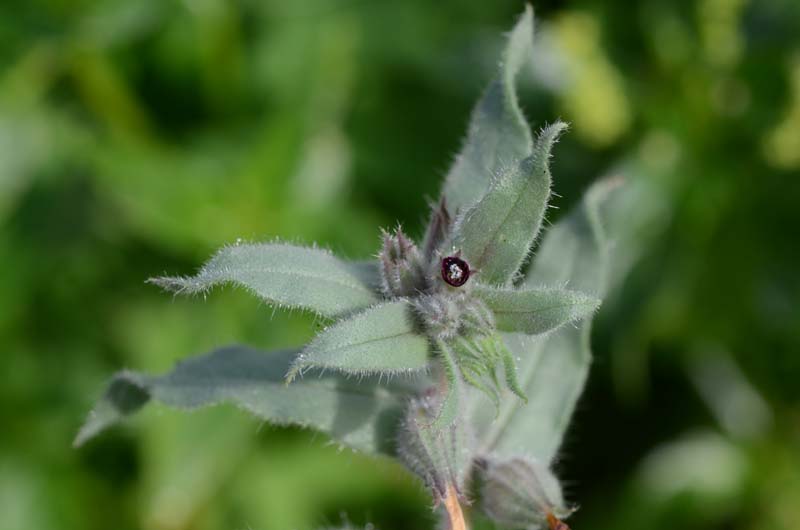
[443,484,467,530]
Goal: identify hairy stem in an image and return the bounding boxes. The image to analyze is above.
[443,483,467,530]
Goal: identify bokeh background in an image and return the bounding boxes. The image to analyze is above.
[1,0,799,529]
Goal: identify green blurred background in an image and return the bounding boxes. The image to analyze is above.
[1,0,799,529]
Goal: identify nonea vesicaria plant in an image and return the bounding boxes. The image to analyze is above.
[77,7,629,530]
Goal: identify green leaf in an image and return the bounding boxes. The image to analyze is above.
[499,337,528,403]
[75,346,414,454]
[439,5,534,214]
[433,338,463,429]
[150,243,380,319]
[475,284,600,335]
[348,259,384,293]
[398,395,473,500]
[288,301,431,380]
[475,177,624,462]
[452,122,567,286]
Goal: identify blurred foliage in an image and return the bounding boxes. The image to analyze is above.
[0,0,798,529]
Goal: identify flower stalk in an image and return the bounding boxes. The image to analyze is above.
[443,484,467,530]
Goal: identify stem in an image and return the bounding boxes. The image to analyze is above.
[443,483,467,530]
[546,511,571,530]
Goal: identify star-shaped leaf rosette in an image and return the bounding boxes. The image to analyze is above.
[77,7,636,530]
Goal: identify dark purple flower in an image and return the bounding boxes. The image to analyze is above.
[441,256,470,287]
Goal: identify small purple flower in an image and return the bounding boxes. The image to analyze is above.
[441,256,470,287]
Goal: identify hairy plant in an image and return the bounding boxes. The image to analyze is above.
[77,7,635,530]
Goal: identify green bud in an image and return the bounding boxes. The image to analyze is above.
[479,456,574,530]
[379,227,427,297]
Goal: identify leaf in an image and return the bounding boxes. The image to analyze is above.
[475,284,600,335]
[421,196,452,261]
[288,301,431,380]
[433,339,463,429]
[452,122,567,286]
[498,338,528,403]
[475,176,625,462]
[150,243,380,319]
[74,346,416,454]
[348,259,384,293]
[397,394,473,500]
[439,5,535,214]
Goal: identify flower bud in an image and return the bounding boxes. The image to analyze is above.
[479,456,574,530]
[379,227,426,297]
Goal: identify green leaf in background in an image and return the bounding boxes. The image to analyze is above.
[476,177,621,461]
[453,122,567,286]
[150,243,380,319]
[288,301,431,381]
[476,284,600,335]
[440,5,534,214]
[75,346,411,454]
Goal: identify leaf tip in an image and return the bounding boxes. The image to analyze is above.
[285,359,304,384]
[147,275,191,293]
[536,121,570,152]
[583,293,603,313]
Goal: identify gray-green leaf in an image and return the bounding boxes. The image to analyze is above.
[398,395,473,500]
[475,284,600,335]
[150,243,379,319]
[439,6,534,214]
[433,338,463,429]
[452,122,567,286]
[74,346,413,454]
[288,301,431,380]
[476,177,624,462]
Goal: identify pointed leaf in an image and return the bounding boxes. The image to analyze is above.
[433,338,463,429]
[452,123,567,286]
[476,177,628,462]
[498,337,528,402]
[75,346,416,454]
[476,285,600,335]
[440,6,535,214]
[150,243,379,319]
[398,394,473,500]
[288,301,431,380]
[421,197,452,261]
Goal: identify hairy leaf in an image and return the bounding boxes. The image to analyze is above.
[288,301,431,380]
[433,339,463,429]
[475,285,600,335]
[476,177,624,461]
[398,395,473,500]
[452,122,567,286]
[452,333,527,404]
[439,6,534,214]
[421,197,452,261]
[75,346,415,454]
[150,243,379,319]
